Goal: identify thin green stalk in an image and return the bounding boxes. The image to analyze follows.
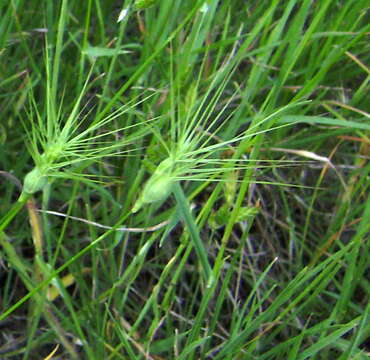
[0,193,30,233]
[173,182,213,285]
[0,206,132,321]
[0,232,79,359]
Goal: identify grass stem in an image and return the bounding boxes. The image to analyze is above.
[173,182,214,285]
[0,194,30,233]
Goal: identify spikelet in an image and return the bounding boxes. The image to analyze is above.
[132,157,175,213]
[23,167,48,195]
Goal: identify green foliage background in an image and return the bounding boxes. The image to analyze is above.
[0,0,369,359]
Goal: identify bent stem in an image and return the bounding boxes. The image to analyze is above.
[173,182,214,286]
[0,193,31,233]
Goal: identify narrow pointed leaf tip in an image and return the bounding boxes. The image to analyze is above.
[117,8,129,23]
[82,46,131,58]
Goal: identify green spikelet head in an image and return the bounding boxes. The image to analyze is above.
[23,167,48,195]
[132,157,175,213]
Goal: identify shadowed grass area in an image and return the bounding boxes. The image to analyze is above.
[0,0,369,359]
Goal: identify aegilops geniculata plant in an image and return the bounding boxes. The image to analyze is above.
[132,57,301,213]
[21,69,152,201]
[130,54,304,284]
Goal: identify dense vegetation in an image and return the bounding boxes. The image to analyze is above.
[0,1,369,359]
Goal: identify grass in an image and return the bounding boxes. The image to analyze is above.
[0,0,369,359]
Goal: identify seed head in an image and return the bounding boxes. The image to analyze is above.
[132,157,175,212]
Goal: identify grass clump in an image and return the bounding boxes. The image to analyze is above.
[0,0,369,359]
